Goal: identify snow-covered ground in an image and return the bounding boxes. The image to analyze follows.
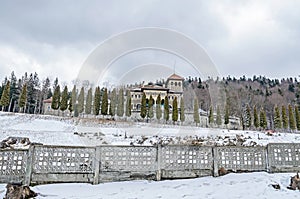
[1,112,300,147]
[2,112,300,198]
[0,172,299,199]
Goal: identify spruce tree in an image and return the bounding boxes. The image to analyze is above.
[208,105,214,125]
[117,88,124,117]
[253,105,259,129]
[0,81,10,111]
[172,97,178,124]
[18,83,27,113]
[156,94,162,120]
[93,86,101,116]
[274,105,282,130]
[101,88,108,115]
[180,97,185,123]
[245,104,252,129]
[140,92,147,119]
[216,105,222,126]
[85,88,93,115]
[60,86,68,114]
[295,105,300,131]
[148,95,154,119]
[77,87,85,115]
[288,104,296,131]
[193,97,200,125]
[259,108,267,129]
[125,90,132,117]
[164,96,169,122]
[109,88,117,116]
[282,105,288,129]
[51,85,60,110]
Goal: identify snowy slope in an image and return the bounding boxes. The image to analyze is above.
[0,172,299,199]
[1,112,300,146]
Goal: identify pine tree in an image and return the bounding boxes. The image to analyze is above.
[259,108,267,129]
[216,105,222,126]
[274,105,282,130]
[60,86,68,114]
[93,86,101,116]
[288,104,296,131]
[117,88,124,117]
[193,97,200,125]
[109,88,117,116]
[101,88,108,115]
[18,83,27,113]
[77,87,85,115]
[295,105,300,131]
[224,104,229,126]
[148,95,154,119]
[9,71,18,112]
[68,95,73,114]
[71,85,77,110]
[172,97,178,124]
[51,85,60,110]
[156,94,162,120]
[282,105,288,129]
[208,105,214,125]
[245,104,252,128]
[253,105,259,129]
[164,96,169,122]
[85,88,93,115]
[0,81,10,111]
[140,92,147,119]
[125,90,132,117]
[180,97,185,123]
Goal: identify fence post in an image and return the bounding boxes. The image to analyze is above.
[93,146,101,185]
[156,144,162,181]
[24,145,35,186]
[212,147,219,177]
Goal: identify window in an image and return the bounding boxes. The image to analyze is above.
[171,82,173,86]
[175,82,177,86]
[179,82,181,87]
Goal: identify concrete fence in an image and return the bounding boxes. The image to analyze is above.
[1,143,300,185]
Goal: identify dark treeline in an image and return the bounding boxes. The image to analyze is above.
[1,71,300,131]
[184,75,300,131]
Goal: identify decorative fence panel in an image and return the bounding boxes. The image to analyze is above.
[161,145,213,178]
[30,145,95,184]
[213,146,267,176]
[0,149,28,183]
[268,143,300,172]
[0,143,300,185]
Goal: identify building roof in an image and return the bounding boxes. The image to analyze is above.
[167,73,184,81]
[43,97,52,103]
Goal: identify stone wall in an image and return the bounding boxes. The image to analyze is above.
[0,143,299,185]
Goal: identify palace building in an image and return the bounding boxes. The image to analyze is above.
[130,73,184,111]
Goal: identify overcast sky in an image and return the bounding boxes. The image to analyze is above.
[0,0,300,85]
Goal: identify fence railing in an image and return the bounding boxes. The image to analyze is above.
[1,143,300,185]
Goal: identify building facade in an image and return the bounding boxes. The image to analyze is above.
[130,73,184,111]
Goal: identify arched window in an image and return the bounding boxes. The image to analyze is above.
[175,82,177,86]
[171,82,174,86]
[178,82,181,87]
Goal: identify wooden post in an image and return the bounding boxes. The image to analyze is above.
[156,144,162,181]
[24,145,35,185]
[93,146,101,185]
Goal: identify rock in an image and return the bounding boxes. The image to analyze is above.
[271,183,280,190]
[5,183,37,199]
[287,172,300,190]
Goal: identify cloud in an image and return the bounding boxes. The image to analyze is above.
[0,0,299,84]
